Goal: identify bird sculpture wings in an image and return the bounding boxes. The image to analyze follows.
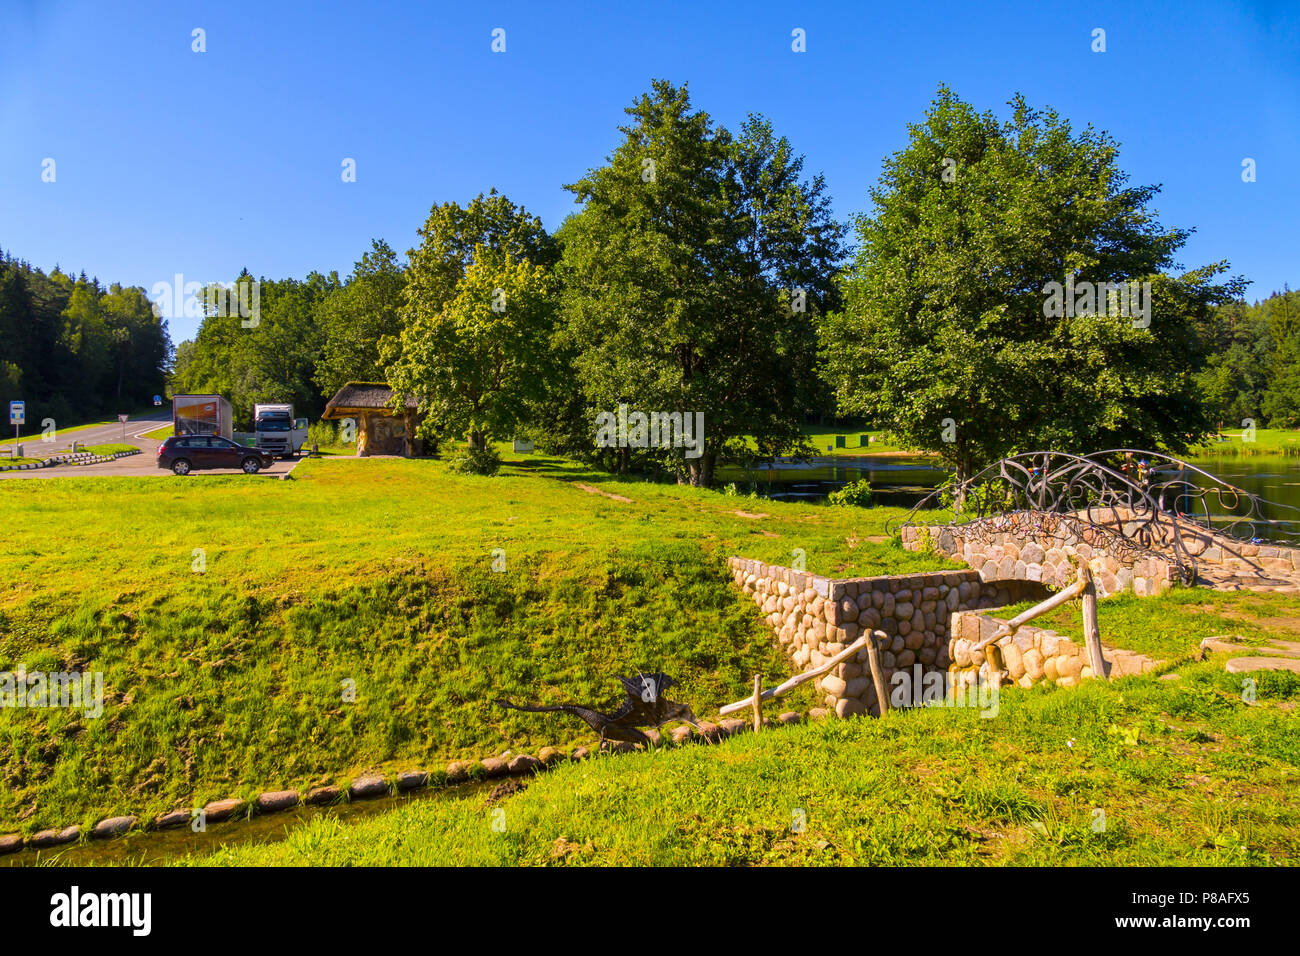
[494,671,697,748]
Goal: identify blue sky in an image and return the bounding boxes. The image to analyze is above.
[2,0,1296,343]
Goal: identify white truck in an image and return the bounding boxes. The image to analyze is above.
[253,404,309,458]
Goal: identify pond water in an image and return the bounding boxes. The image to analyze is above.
[1,779,490,867]
[1182,455,1300,539]
[715,454,950,506]
[716,453,1300,538]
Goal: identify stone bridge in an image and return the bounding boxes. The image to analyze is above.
[727,451,1300,720]
[894,451,1300,596]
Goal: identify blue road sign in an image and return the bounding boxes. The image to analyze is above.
[8,401,24,426]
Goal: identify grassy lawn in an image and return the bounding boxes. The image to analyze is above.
[1190,427,1300,457]
[736,424,922,458]
[181,661,1300,866]
[0,454,959,833]
[140,425,172,441]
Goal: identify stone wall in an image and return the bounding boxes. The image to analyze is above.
[948,607,1158,691]
[902,508,1300,595]
[900,515,1177,597]
[728,557,1045,717]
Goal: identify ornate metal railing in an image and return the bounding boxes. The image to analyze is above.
[889,450,1300,584]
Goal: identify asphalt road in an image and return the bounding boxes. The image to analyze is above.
[0,409,303,480]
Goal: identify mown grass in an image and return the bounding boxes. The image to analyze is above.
[735,424,919,458]
[178,662,1300,866]
[0,454,959,832]
[1190,427,1300,458]
[998,588,1300,660]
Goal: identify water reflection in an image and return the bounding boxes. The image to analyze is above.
[717,453,1300,535]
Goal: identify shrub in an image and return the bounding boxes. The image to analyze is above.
[449,444,501,476]
[827,478,874,508]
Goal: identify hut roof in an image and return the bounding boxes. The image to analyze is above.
[322,382,419,419]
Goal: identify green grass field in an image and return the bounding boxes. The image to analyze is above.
[180,660,1300,866]
[736,424,917,458]
[5,451,1300,865]
[0,454,958,833]
[1191,427,1300,457]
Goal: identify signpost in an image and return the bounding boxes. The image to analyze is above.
[9,400,24,450]
[118,413,128,443]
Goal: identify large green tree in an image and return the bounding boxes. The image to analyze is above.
[385,191,560,455]
[560,80,846,485]
[820,88,1245,481]
[386,247,557,454]
[176,271,335,428]
[314,240,407,398]
[1259,288,1300,426]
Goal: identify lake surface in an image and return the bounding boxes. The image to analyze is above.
[716,453,1300,540]
[715,454,950,506]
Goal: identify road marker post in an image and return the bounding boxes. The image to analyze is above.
[9,400,24,454]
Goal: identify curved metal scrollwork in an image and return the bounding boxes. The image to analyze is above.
[889,450,1300,585]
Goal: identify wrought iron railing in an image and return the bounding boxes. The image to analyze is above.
[889,450,1300,584]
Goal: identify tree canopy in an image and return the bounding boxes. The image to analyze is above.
[0,251,170,427]
[819,87,1245,480]
[560,79,847,485]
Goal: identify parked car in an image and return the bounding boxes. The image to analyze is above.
[157,435,274,475]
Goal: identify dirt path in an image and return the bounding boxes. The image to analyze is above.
[574,482,633,503]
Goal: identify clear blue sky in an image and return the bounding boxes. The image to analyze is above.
[2,0,1296,343]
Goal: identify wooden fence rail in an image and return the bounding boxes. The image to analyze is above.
[719,630,892,724]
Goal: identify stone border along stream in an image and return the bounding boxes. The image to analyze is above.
[0,709,830,857]
[0,448,141,473]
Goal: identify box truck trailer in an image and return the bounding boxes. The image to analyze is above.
[253,404,309,458]
[173,394,234,440]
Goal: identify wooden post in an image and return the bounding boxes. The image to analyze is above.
[984,642,1005,687]
[865,629,890,715]
[1079,564,1107,680]
[751,674,763,733]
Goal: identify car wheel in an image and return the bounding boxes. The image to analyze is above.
[172,459,191,475]
[241,457,261,474]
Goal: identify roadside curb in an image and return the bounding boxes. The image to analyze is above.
[0,448,140,473]
[0,708,822,857]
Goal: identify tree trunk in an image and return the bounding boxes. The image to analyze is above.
[686,450,715,487]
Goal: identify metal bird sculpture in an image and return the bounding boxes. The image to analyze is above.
[495,671,698,751]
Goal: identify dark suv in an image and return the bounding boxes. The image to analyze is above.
[157,435,274,475]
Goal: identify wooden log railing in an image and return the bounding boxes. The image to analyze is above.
[969,561,1109,681]
[719,630,892,722]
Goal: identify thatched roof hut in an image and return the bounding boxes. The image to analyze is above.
[321,382,425,457]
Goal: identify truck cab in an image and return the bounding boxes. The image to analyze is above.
[253,404,308,458]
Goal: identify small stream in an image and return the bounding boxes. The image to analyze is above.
[2,779,491,867]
